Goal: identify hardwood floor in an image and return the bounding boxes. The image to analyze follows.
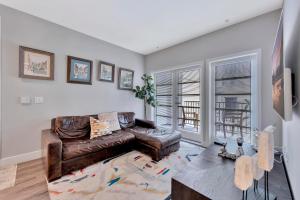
[0,159,50,200]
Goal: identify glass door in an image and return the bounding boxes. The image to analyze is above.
[155,65,203,143]
[209,53,260,145]
[175,68,202,142]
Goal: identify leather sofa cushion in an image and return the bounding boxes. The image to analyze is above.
[62,130,135,161]
[118,112,135,129]
[128,127,181,149]
[55,116,91,139]
[53,113,135,139]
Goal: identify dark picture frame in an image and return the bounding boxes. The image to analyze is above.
[272,12,284,119]
[118,67,134,90]
[19,46,54,80]
[67,56,93,85]
[98,61,115,82]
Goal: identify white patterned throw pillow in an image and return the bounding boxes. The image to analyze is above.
[90,117,112,139]
[98,112,121,132]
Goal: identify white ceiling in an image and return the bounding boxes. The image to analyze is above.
[0,0,282,55]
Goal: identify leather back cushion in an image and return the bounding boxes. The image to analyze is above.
[52,112,135,139]
[118,112,135,128]
[54,116,91,139]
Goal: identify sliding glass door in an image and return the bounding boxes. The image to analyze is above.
[155,65,203,143]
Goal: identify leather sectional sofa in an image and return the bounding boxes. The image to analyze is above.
[42,112,181,182]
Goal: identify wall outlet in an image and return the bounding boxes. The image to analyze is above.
[20,96,31,105]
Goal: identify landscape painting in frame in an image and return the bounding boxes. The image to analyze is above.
[272,13,284,118]
[19,46,54,80]
[118,68,134,90]
[99,61,115,82]
[67,56,93,85]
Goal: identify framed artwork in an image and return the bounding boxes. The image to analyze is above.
[118,67,134,90]
[272,12,284,118]
[67,56,93,85]
[19,46,54,80]
[98,61,115,82]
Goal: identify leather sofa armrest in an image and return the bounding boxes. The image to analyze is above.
[135,118,157,129]
[41,129,62,182]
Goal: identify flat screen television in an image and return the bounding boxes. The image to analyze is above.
[272,12,292,121]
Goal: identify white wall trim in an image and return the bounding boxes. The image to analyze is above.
[0,150,42,167]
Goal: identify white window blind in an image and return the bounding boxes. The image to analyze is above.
[155,72,173,129]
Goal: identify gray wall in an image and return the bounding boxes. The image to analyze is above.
[0,5,144,158]
[283,0,300,198]
[145,10,282,146]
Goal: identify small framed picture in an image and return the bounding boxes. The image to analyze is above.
[19,46,54,80]
[118,67,134,90]
[67,56,93,85]
[98,61,115,82]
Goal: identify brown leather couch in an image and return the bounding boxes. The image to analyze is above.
[42,112,181,182]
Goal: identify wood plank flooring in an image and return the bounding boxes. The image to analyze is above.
[0,159,50,200]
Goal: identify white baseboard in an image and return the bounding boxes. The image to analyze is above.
[0,150,42,167]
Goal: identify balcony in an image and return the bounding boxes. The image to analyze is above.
[215,100,251,143]
[178,100,200,132]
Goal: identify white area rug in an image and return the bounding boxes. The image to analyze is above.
[0,165,17,191]
[48,143,203,200]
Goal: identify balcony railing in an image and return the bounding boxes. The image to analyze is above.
[178,101,200,132]
[215,101,251,141]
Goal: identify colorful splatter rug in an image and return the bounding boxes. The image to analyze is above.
[48,143,204,200]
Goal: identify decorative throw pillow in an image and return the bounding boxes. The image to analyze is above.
[90,117,112,139]
[98,112,121,131]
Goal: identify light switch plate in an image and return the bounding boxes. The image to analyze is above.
[20,96,31,104]
[34,96,44,104]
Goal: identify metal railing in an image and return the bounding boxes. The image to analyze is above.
[178,101,200,131]
[215,101,251,138]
